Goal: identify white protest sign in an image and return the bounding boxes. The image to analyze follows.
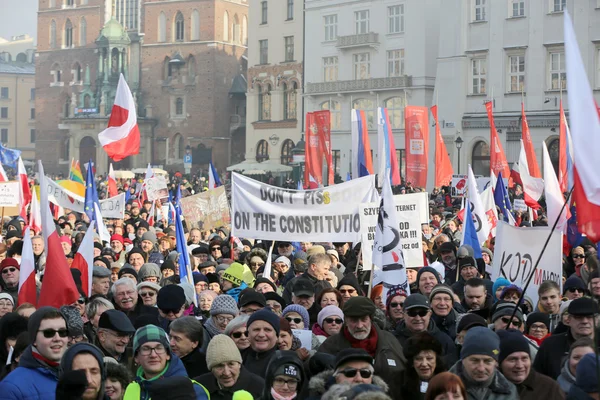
[360,192,427,271]
[145,175,169,201]
[491,221,562,305]
[451,175,502,197]
[292,329,312,351]
[513,199,527,212]
[231,173,377,242]
[0,182,20,207]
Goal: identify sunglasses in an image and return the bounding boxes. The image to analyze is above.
[573,254,585,259]
[406,309,429,318]
[1,267,16,274]
[77,298,85,305]
[340,289,355,294]
[324,318,343,324]
[338,368,373,379]
[568,288,584,293]
[140,292,156,297]
[211,247,221,251]
[285,317,303,324]
[231,331,248,339]
[390,302,404,309]
[250,262,265,267]
[39,328,69,338]
[161,307,182,314]
[500,317,522,327]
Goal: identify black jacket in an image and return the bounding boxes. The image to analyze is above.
[282,272,331,304]
[114,299,159,326]
[431,307,463,340]
[181,348,209,378]
[394,320,458,367]
[534,330,577,379]
[241,345,278,378]
[567,385,594,400]
[195,366,264,400]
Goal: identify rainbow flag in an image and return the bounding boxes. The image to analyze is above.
[70,160,84,184]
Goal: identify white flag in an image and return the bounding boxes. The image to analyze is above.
[542,142,568,232]
[467,165,491,244]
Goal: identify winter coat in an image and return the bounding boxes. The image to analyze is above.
[307,369,390,400]
[557,357,576,394]
[566,385,595,400]
[257,350,307,400]
[533,330,577,379]
[318,324,406,400]
[123,354,209,400]
[241,345,278,378]
[282,272,331,305]
[195,366,264,400]
[114,299,159,327]
[0,345,60,400]
[431,308,462,340]
[515,370,565,400]
[394,319,458,367]
[181,348,209,378]
[449,361,518,400]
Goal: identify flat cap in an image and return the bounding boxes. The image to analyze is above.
[342,296,376,318]
[92,266,111,278]
[98,309,135,334]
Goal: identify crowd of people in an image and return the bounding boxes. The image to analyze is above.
[0,172,596,400]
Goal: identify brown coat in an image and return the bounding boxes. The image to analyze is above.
[517,370,566,400]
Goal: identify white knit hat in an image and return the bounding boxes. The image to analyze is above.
[206,334,242,370]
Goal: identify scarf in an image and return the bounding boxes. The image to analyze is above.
[32,347,60,368]
[525,333,549,346]
[311,323,329,338]
[342,325,378,357]
[204,317,222,338]
[270,387,297,400]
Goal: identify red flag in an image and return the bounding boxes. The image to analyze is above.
[70,226,94,297]
[313,111,334,185]
[18,227,37,306]
[559,100,568,193]
[521,103,541,178]
[98,74,140,161]
[107,163,118,198]
[17,157,31,223]
[304,112,323,187]
[485,101,510,178]
[37,161,80,308]
[430,105,453,187]
[573,169,600,242]
[147,201,156,227]
[29,191,42,235]
[404,106,430,188]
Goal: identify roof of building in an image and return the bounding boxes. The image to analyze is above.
[229,74,247,95]
[0,62,35,75]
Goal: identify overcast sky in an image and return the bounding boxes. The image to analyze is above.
[0,0,38,42]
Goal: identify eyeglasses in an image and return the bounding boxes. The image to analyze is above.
[500,317,523,327]
[1,267,16,274]
[39,328,69,338]
[273,378,298,388]
[76,298,85,305]
[406,309,429,318]
[568,288,584,293]
[140,292,156,297]
[215,315,233,324]
[339,289,355,295]
[573,254,585,259]
[530,324,548,331]
[231,331,248,339]
[250,262,265,268]
[285,317,303,324]
[324,318,343,325]
[138,345,166,356]
[390,302,404,309]
[337,368,373,379]
[241,308,261,315]
[211,247,221,251]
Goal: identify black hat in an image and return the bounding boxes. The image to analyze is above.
[274,363,302,381]
[254,277,277,293]
[569,297,600,316]
[498,330,530,364]
[292,278,315,297]
[458,256,476,270]
[206,272,220,285]
[157,285,187,311]
[403,294,431,311]
[192,273,208,285]
[342,297,376,318]
[334,349,373,370]
[438,242,456,254]
[456,313,487,333]
[118,265,138,281]
[265,292,287,309]
[337,275,362,295]
[525,312,550,333]
[160,259,176,272]
[98,310,135,334]
[239,290,267,308]
[94,242,104,251]
[199,261,218,270]
[148,376,196,400]
[137,220,150,230]
[191,246,209,256]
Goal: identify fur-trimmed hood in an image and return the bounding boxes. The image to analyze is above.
[308,369,389,398]
[321,383,392,400]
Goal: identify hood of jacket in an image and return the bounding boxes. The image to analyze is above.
[559,356,576,385]
[449,360,514,395]
[308,369,389,397]
[261,350,306,399]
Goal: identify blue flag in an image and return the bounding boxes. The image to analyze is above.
[0,143,21,169]
[463,201,482,258]
[175,203,192,285]
[84,160,99,222]
[174,184,182,209]
[493,172,513,223]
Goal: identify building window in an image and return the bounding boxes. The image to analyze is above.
[388,5,404,34]
[332,150,340,176]
[284,36,294,62]
[471,57,487,94]
[64,19,73,48]
[387,49,405,77]
[324,15,338,41]
[258,84,271,120]
[472,141,490,176]
[508,54,525,92]
[283,81,297,120]
[355,10,369,34]
[30,108,35,119]
[0,108,7,119]
[552,0,566,12]
[30,129,35,143]
[158,12,166,42]
[511,0,525,17]
[175,97,184,115]
[66,0,74,6]
[79,17,87,46]
[83,94,91,108]
[50,20,57,49]
[352,99,375,129]
[261,1,268,24]
[0,88,8,99]
[353,53,371,80]
[256,139,269,162]
[550,51,567,90]
[321,100,341,130]
[474,0,486,21]
[242,16,248,45]
[259,40,268,64]
[281,139,294,165]
[191,9,200,41]
[73,63,82,83]
[233,14,240,44]
[223,11,230,41]
[396,149,406,180]
[287,0,294,20]
[384,97,406,129]
[175,12,184,42]
[323,56,338,82]
[0,129,7,143]
[30,89,35,100]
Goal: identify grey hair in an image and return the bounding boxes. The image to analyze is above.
[85,297,114,320]
[223,314,250,336]
[110,277,137,296]
[169,316,204,345]
[309,252,332,267]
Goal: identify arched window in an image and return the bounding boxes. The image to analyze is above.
[258,84,271,120]
[64,96,71,117]
[280,139,294,165]
[547,137,560,176]
[174,12,184,42]
[158,12,166,43]
[320,100,341,130]
[242,16,248,45]
[64,19,73,48]
[163,57,171,80]
[73,62,82,83]
[191,9,200,41]
[174,134,184,159]
[175,97,184,115]
[79,17,87,46]
[83,94,91,108]
[50,20,57,49]
[283,81,297,120]
[384,96,406,129]
[188,56,196,80]
[52,63,62,83]
[16,53,27,62]
[472,141,490,176]
[233,14,240,44]
[223,12,229,42]
[256,139,269,162]
[352,98,375,129]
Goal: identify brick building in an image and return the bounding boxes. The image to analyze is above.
[35,0,247,175]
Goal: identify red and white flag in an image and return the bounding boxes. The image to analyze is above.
[147,201,156,227]
[542,141,568,232]
[29,191,42,235]
[521,103,541,178]
[70,225,94,297]
[18,227,37,306]
[0,162,8,182]
[107,163,118,198]
[98,74,140,161]
[17,157,31,222]
[518,139,544,209]
[481,186,499,238]
[37,161,80,308]
[467,164,491,244]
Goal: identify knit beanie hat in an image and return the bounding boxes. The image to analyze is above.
[193,273,208,285]
[498,330,530,364]
[248,309,280,336]
[210,295,239,317]
[254,277,277,293]
[60,305,84,337]
[525,312,550,333]
[118,265,139,281]
[492,277,510,299]
[206,334,243,370]
[28,306,64,344]
[141,231,157,245]
[160,259,176,272]
[0,293,14,306]
[564,275,586,294]
[499,284,522,299]
[456,313,487,334]
[416,267,441,285]
[157,285,187,311]
[0,258,19,272]
[282,305,310,330]
[491,301,524,323]
[222,263,245,287]
[133,325,171,355]
[318,305,344,328]
[138,263,161,281]
[337,275,362,295]
[428,284,455,303]
[576,353,600,393]
[461,326,500,361]
[385,286,408,309]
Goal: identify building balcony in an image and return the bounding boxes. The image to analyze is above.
[336,32,379,49]
[305,76,412,95]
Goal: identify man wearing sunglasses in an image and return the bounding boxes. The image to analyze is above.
[491,301,525,333]
[0,306,69,399]
[563,275,586,301]
[0,258,20,303]
[96,309,135,365]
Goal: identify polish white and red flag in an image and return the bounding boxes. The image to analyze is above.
[70,225,94,297]
[18,227,37,306]
[0,162,8,182]
[17,157,31,222]
[29,190,42,235]
[107,163,118,198]
[518,139,544,209]
[98,74,140,161]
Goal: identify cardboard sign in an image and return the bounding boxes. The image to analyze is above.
[0,182,20,207]
[180,186,231,232]
[145,176,169,201]
[513,199,528,212]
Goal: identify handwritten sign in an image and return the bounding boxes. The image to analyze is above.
[0,182,20,207]
[145,176,169,201]
[180,186,231,232]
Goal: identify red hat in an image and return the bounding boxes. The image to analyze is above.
[60,236,71,245]
[110,234,124,244]
[123,238,133,245]
[0,258,19,272]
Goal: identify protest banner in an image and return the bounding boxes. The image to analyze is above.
[145,175,169,201]
[490,221,562,305]
[0,182,20,207]
[513,199,528,212]
[404,106,429,188]
[360,192,428,271]
[180,186,231,232]
[231,173,378,242]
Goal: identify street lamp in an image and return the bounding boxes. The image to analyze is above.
[454,135,463,175]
